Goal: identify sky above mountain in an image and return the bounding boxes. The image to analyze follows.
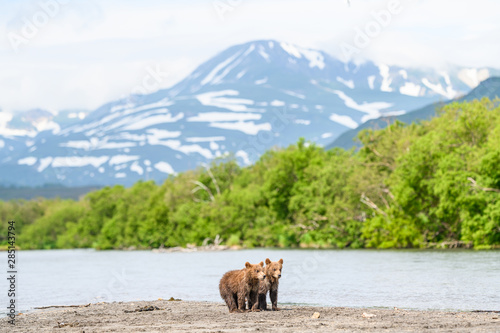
[1,0,499,111]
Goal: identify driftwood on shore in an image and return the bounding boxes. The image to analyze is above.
[152,234,241,253]
[426,241,473,249]
[34,303,91,309]
[152,244,240,253]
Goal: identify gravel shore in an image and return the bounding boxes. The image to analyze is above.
[2,300,499,332]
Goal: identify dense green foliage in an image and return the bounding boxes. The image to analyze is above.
[2,99,499,249]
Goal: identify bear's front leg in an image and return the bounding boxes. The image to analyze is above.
[237,288,247,312]
[250,290,260,312]
[248,290,257,310]
[270,289,280,311]
[258,293,268,311]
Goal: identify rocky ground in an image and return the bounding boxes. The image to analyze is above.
[2,300,499,332]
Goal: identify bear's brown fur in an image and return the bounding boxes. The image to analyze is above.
[219,261,266,313]
[256,258,283,311]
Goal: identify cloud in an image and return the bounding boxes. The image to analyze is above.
[0,0,499,111]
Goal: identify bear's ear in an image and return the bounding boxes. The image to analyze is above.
[245,262,251,268]
[265,258,271,265]
[259,261,264,267]
[279,258,283,264]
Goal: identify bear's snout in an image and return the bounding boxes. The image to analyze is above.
[278,274,281,278]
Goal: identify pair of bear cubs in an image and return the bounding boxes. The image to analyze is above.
[219,258,284,313]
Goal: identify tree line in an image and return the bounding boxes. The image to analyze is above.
[1,99,499,250]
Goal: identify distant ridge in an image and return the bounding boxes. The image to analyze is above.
[0,185,101,201]
[326,77,500,150]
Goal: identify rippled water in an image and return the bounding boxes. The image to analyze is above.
[1,249,499,316]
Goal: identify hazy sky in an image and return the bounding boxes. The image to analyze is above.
[1,0,499,111]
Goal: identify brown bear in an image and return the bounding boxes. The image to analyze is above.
[219,261,266,313]
[256,258,283,311]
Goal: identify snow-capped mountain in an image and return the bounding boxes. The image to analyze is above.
[1,40,497,187]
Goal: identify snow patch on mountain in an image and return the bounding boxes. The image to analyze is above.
[270,100,285,107]
[254,77,268,85]
[154,161,175,174]
[100,142,137,149]
[400,82,422,97]
[201,50,243,86]
[211,46,253,85]
[60,138,137,151]
[421,78,456,99]
[60,140,94,150]
[280,42,302,58]
[0,126,37,137]
[68,112,87,119]
[150,139,213,159]
[18,157,37,166]
[122,99,173,116]
[300,49,325,69]
[187,112,261,122]
[329,113,358,129]
[110,102,135,114]
[279,42,325,69]
[236,150,251,165]
[383,110,406,117]
[294,119,310,125]
[236,70,246,79]
[196,90,254,112]
[458,68,490,88]
[379,64,393,92]
[283,90,305,99]
[185,136,225,143]
[210,141,219,150]
[258,45,270,62]
[146,128,181,139]
[399,69,408,80]
[37,157,53,172]
[130,161,144,175]
[109,155,140,166]
[337,76,355,89]
[122,112,184,131]
[209,121,271,135]
[367,75,375,90]
[61,112,122,135]
[332,90,393,122]
[34,119,60,134]
[52,156,109,168]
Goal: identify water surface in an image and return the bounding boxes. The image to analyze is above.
[1,249,499,316]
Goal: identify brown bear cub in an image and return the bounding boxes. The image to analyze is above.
[219,261,266,313]
[257,258,283,311]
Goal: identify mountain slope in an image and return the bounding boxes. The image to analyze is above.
[1,40,498,187]
[326,77,500,150]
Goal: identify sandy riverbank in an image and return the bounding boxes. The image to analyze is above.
[2,300,499,332]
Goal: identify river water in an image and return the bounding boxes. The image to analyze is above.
[1,249,499,316]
